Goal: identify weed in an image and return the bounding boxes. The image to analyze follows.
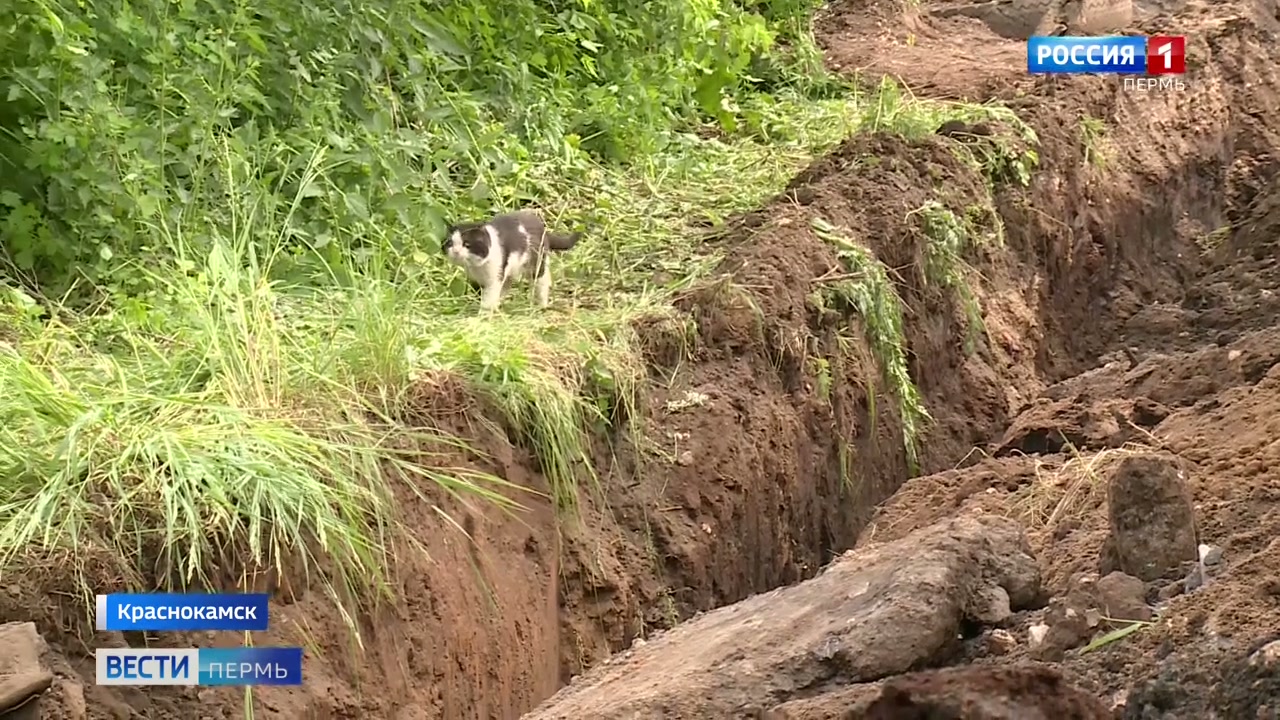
[810,356,834,403]
[907,200,993,351]
[1082,619,1152,653]
[1196,225,1232,256]
[858,77,1039,189]
[810,217,929,470]
[1080,116,1108,167]
[837,441,859,495]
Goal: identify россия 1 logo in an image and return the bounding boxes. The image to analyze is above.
[1027,35,1186,90]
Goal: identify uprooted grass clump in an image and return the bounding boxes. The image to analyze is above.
[801,82,1040,470]
[908,200,999,351]
[860,77,1040,190]
[809,217,928,470]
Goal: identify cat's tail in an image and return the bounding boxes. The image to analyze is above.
[547,230,582,251]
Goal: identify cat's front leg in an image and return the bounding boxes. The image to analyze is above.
[479,281,503,312]
[534,266,551,308]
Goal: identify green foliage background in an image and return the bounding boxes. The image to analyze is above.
[1,0,830,299]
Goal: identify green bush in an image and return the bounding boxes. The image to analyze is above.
[0,0,826,298]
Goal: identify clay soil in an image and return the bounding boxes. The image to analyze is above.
[5,0,1280,716]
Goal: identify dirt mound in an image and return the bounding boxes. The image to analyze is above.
[525,0,1278,713]
[933,0,1134,40]
[8,0,1280,715]
[811,0,1280,713]
[861,665,1114,720]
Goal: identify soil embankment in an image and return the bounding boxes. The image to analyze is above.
[4,0,1279,716]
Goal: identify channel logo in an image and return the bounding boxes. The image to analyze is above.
[96,648,303,686]
[1027,36,1186,75]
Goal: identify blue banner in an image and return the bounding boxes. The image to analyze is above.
[96,593,270,632]
[96,647,303,686]
[1027,36,1147,74]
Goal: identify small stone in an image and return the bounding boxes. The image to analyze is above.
[1028,623,1049,647]
[971,585,1013,625]
[1052,517,1080,540]
[1032,599,1092,661]
[1157,581,1185,601]
[1184,564,1205,592]
[1096,571,1152,622]
[1250,640,1280,667]
[1131,397,1170,427]
[987,629,1017,655]
[56,678,87,720]
[1199,544,1223,566]
[677,451,694,466]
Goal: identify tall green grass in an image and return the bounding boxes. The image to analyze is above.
[0,91,864,615]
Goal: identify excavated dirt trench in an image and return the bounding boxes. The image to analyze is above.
[3,0,1278,716]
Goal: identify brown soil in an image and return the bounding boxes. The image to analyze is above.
[860,665,1116,720]
[5,0,1280,715]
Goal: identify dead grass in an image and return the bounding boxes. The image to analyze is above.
[1010,440,1161,534]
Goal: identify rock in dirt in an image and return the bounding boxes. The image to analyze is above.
[1198,543,1223,566]
[1030,598,1093,661]
[1102,453,1198,581]
[986,629,1018,656]
[994,395,1134,455]
[0,622,53,718]
[1095,571,1151,623]
[1252,640,1280,668]
[1131,397,1170,427]
[1028,573,1104,660]
[765,683,884,719]
[861,664,1113,720]
[523,514,1042,719]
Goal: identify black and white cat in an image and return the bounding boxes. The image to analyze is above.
[442,210,582,312]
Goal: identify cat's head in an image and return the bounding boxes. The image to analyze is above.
[441,222,491,265]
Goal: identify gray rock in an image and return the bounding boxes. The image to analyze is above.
[1103,453,1198,581]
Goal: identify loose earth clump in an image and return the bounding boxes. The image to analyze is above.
[2,0,1279,716]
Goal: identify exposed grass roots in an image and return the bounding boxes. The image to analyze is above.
[907,200,998,352]
[810,217,929,470]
